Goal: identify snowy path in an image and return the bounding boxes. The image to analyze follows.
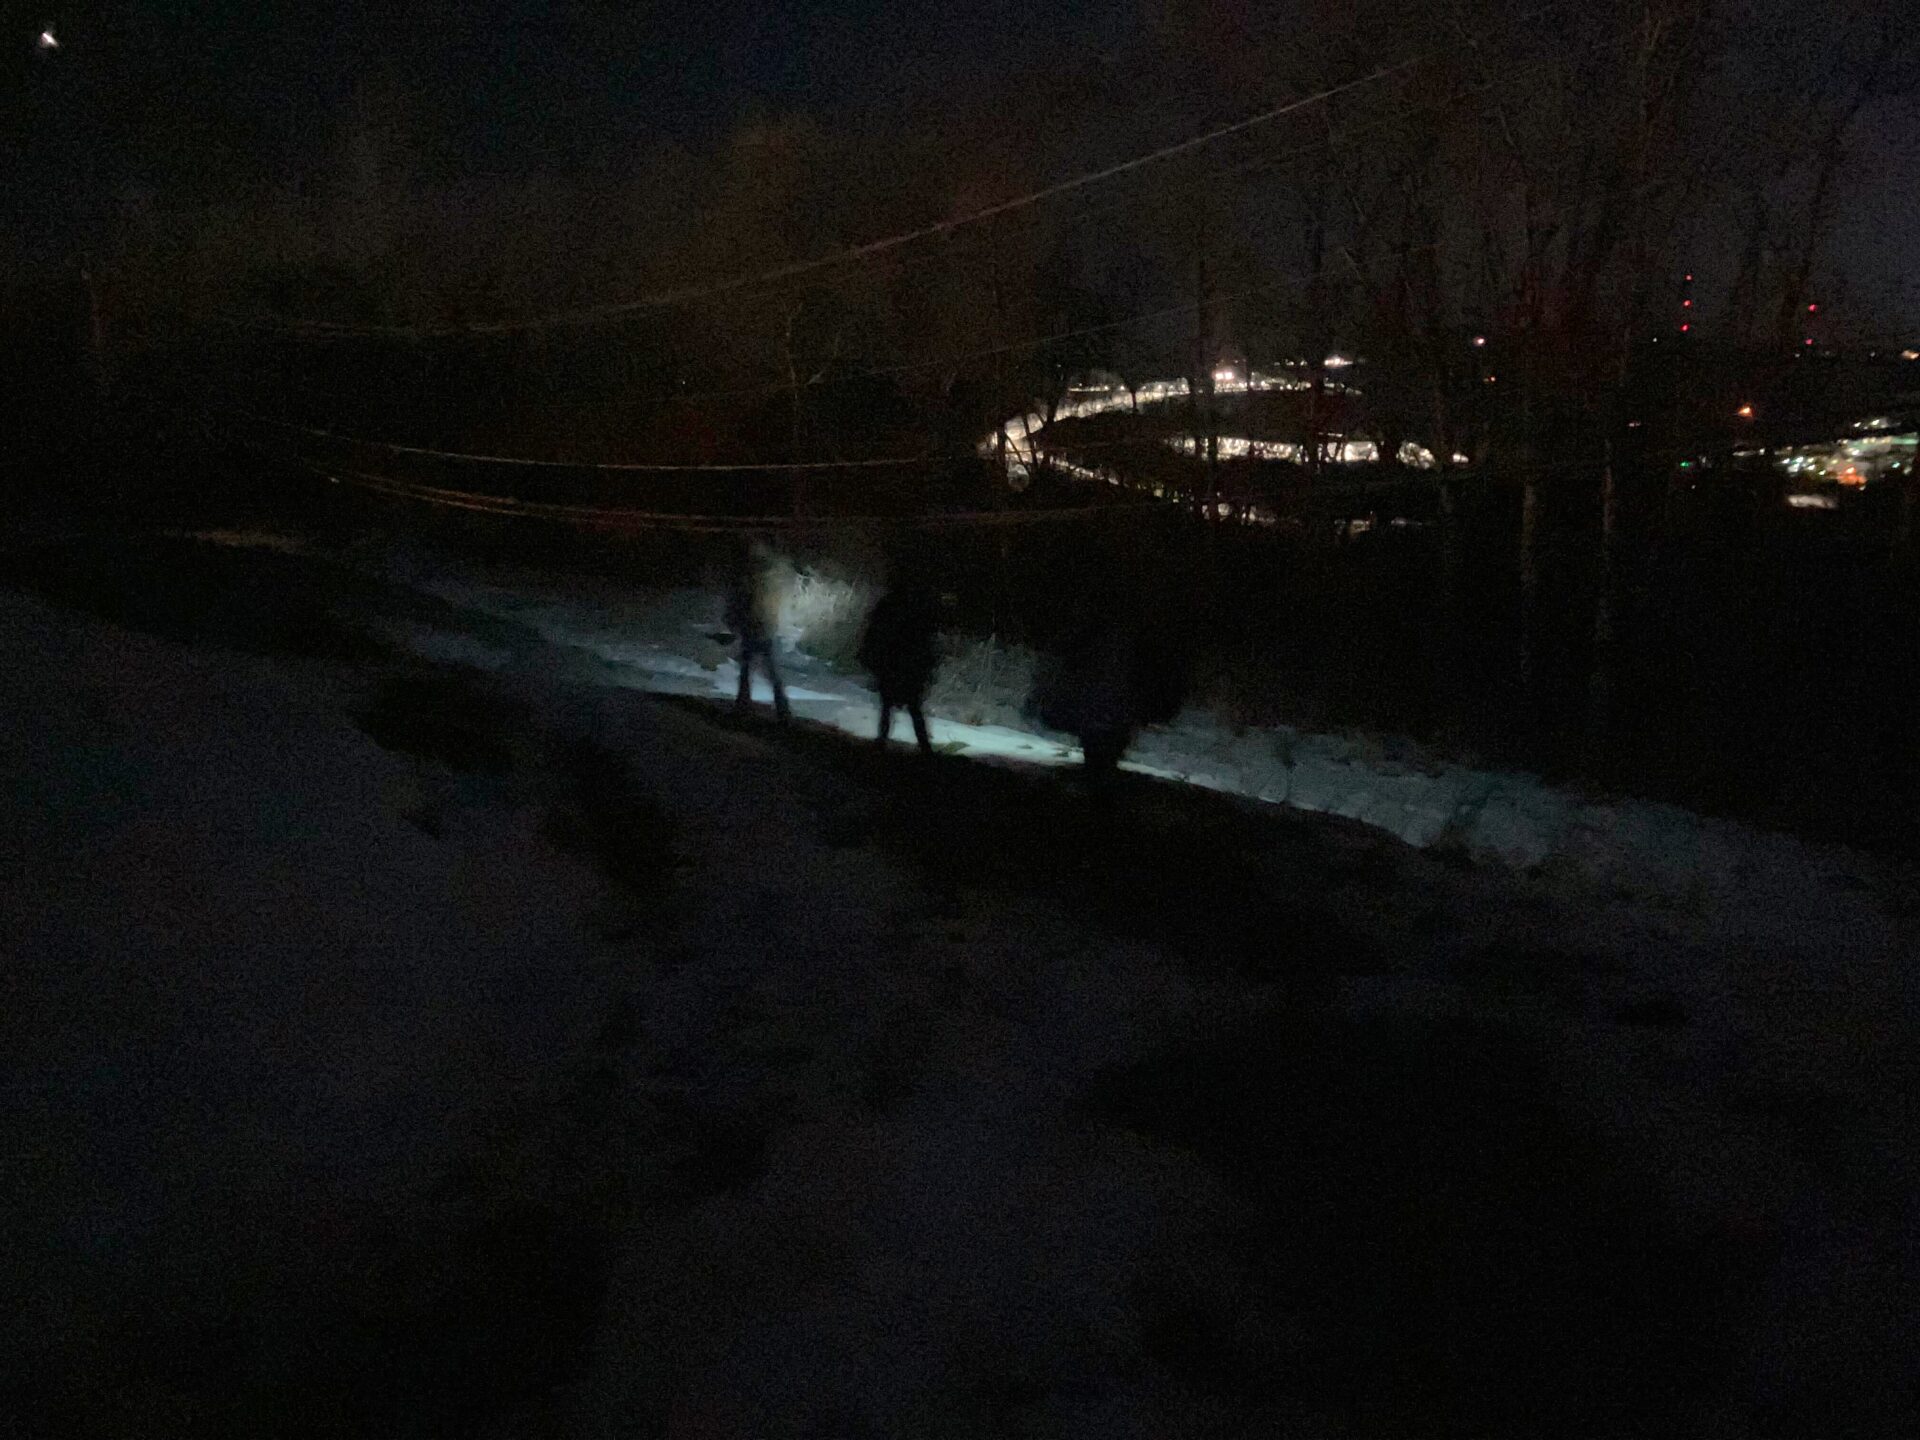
[378,559,1899,936]
[397,575,1105,773]
[6,538,1918,1437]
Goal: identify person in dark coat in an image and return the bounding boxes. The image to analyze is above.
[724,539,790,723]
[859,577,941,754]
[1028,604,1188,778]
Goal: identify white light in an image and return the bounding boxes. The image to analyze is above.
[1323,355,1353,369]
[1211,366,1237,384]
[1786,493,1838,510]
[1472,335,1487,348]
[1904,350,1920,361]
[38,28,58,50]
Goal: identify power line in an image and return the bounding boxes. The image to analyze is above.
[166,49,1459,340]
[213,168,1615,457]
[256,448,1167,532]
[228,410,950,471]
[153,2,1616,354]
[158,57,1544,346]
[205,138,1670,468]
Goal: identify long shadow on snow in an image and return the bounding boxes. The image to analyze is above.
[1094,1006,1780,1438]
[669,700,1780,1436]
[670,695,1390,988]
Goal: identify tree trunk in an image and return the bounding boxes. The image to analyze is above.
[784,307,806,518]
[81,264,108,394]
[1516,364,1540,703]
[1518,468,1540,698]
[1192,223,1217,514]
[1588,433,1620,755]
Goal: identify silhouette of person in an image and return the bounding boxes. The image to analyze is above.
[1045,620,1138,775]
[859,574,941,755]
[724,539,790,723]
[1029,600,1188,780]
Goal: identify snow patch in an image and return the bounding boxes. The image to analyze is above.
[402,574,1885,913]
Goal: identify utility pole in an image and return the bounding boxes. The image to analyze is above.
[1192,202,1218,514]
[784,304,805,520]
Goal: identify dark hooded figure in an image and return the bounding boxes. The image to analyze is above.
[859,576,941,755]
[1029,604,1188,778]
[724,539,790,723]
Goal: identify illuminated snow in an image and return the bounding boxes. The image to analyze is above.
[405,573,1870,895]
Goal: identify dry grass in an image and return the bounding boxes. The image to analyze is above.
[776,565,878,669]
[927,633,1041,729]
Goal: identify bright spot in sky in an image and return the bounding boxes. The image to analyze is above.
[38,28,58,50]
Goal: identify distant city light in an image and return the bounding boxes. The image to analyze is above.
[1211,366,1237,385]
[1680,323,1691,333]
[1684,273,1694,282]
[37,28,57,50]
[1323,355,1353,369]
[1807,303,1819,314]
[1682,298,1693,308]
[1484,374,1498,384]
[1472,335,1487,347]
[1786,493,1838,510]
[1736,404,1755,419]
[1903,350,1919,361]
[1804,337,1814,347]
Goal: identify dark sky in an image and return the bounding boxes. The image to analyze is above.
[9,2,1129,177]
[5,2,1916,327]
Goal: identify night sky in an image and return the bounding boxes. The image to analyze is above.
[4,2,1916,325]
[8,3,1125,173]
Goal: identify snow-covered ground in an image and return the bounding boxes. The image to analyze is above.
[6,537,1918,1437]
[354,545,1898,940]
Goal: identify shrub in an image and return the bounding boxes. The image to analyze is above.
[927,633,1041,728]
[775,563,878,669]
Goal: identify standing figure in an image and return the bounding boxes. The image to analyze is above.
[1028,602,1189,781]
[1032,620,1138,776]
[725,539,790,723]
[859,577,941,755]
